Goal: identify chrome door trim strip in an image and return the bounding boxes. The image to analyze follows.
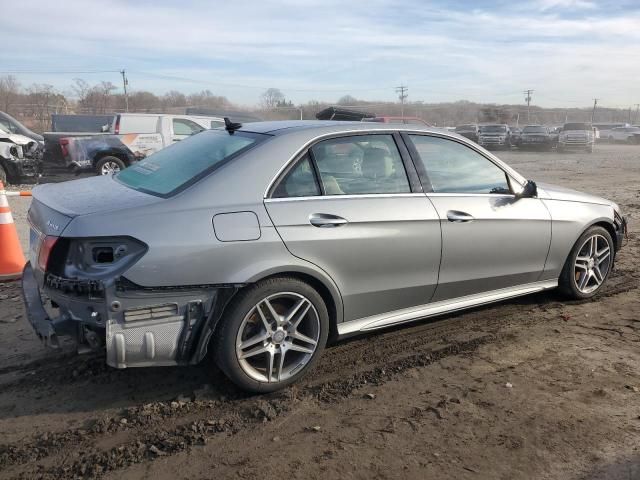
[337,279,558,336]
[264,193,426,203]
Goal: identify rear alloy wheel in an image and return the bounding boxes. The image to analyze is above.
[215,277,329,392]
[559,226,614,299]
[96,156,126,175]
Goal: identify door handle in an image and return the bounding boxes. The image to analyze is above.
[447,210,475,223]
[309,213,348,228]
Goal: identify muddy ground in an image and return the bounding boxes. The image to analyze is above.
[1,145,639,480]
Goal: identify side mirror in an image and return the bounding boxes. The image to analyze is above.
[516,180,537,199]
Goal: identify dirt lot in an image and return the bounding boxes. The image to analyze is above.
[1,145,639,480]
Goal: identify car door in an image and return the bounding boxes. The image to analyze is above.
[171,118,205,144]
[264,133,442,322]
[403,133,551,302]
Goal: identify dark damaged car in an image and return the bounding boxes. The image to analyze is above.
[0,126,43,184]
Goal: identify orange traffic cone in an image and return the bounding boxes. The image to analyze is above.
[0,181,27,280]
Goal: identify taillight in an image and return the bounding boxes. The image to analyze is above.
[114,115,120,134]
[38,236,58,272]
[59,138,69,158]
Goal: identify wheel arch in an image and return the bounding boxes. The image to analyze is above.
[93,150,131,167]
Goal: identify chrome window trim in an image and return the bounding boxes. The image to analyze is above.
[263,127,527,199]
[264,193,426,203]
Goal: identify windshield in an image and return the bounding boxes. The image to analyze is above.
[480,125,507,133]
[116,130,266,197]
[523,126,547,133]
[455,125,475,131]
[563,123,591,131]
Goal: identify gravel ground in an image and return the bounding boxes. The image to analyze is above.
[1,144,639,480]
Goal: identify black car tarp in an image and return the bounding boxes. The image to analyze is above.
[50,114,113,133]
[315,107,376,121]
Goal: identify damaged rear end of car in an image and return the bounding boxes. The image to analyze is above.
[22,175,244,370]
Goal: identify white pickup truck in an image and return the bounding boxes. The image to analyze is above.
[61,113,225,175]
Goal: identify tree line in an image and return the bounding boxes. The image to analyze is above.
[0,75,635,133]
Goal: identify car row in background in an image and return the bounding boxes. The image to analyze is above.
[453,122,610,152]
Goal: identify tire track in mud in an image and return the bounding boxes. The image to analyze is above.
[1,270,637,479]
[2,335,490,479]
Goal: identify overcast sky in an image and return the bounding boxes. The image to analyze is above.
[2,0,639,108]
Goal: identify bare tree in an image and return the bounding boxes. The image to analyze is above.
[163,90,187,108]
[0,75,20,114]
[26,84,61,131]
[260,88,284,109]
[337,95,357,105]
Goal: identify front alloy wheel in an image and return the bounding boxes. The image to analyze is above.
[573,234,612,294]
[559,226,614,299]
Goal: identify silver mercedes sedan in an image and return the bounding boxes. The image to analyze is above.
[22,120,627,392]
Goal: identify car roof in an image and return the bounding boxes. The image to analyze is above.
[238,120,441,136]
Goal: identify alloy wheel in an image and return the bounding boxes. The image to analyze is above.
[100,161,122,175]
[235,292,320,383]
[574,234,611,294]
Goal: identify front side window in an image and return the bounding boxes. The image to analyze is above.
[409,135,510,194]
[310,134,410,195]
[173,118,205,136]
[117,130,264,196]
[272,154,320,198]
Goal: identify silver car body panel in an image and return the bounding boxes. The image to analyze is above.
[23,121,623,368]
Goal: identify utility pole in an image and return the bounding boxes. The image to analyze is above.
[524,89,534,122]
[121,69,129,112]
[591,98,598,123]
[634,104,640,124]
[396,85,408,118]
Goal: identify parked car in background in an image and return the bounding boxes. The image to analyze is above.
[593,123,629,141]
[0,111,44,144]
[454,124,479,142]
[60,113,224,175]
[0,125,43,184]
[509,127,522,145]
[517,125,554,150]
[558,123,595,153]
[478,124,511,149]
[606,126,640,143]
[22,120,627,392]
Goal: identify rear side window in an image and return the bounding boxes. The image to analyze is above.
[173,118,205,136]
[117,130,265,197]
[409,135,509,194]
[272,154,320,198]
[311,134,410,195]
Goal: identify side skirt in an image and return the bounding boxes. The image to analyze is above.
[337,279,558,336]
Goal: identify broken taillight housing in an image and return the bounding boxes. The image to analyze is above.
[38,236,59,272]
[59,138,69,158]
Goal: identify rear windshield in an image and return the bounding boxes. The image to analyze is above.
[523,126,547,133]
[116,130,266,197]
[563,123,591,131]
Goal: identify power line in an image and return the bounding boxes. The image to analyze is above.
[0,70,121,75]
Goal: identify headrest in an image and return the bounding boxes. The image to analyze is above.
[362,148,392,179]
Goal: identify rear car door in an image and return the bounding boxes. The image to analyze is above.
[404,133,551,302]
[264,133,442,322]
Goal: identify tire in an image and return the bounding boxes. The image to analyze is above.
[215,276,329,393]
[95,156,126,175]
[0,164,7,185]
[558,226,614,300]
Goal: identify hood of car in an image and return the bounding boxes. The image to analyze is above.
[0,131,36,146]
[537,182,616,209]
[32,174,163,218]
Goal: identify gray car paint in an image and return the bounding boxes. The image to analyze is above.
[24,121,623,370]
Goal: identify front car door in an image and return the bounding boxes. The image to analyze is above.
[403,133,552,302]
[264,133,442,322]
